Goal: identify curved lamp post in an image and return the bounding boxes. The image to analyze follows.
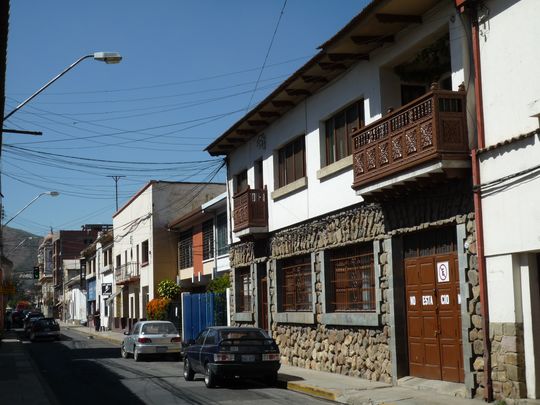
[3,52,122,121]
[4,191,60,227]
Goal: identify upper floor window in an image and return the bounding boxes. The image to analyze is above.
[279,255,312,312]
[277,136,305,188]
[115,254,121,268]
[141,240,149,265]
[235,169,248,195]
[202,219,214,261]
[328,243,374,312]
[178,229,193,269]
[216,212,228,256]
[324,100,364,166]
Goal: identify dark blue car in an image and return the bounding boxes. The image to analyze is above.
[183,326,280,388]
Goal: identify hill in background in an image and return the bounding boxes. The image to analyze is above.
[3,226,42,275]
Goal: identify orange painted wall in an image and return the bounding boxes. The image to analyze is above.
[193,224,203,276]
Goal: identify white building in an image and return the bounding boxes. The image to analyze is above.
[206,0,539,401]
[111,181,225,332]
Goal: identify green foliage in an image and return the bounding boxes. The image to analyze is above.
[206,273,231,293]
[146,298,171,320]
[157,279,181,299]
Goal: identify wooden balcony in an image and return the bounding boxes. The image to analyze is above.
[232,186,268,235]
[352,87,469,193]
[115,262,140,285]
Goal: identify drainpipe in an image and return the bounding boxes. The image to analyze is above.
[459,0,493,401]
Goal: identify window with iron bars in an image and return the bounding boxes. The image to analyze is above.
[202,219,214,261]
[235,267,251,312]
[328,244,375,312]
[178,229,193,269]
[279,255,312,312]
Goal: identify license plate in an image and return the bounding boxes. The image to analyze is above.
[156,346,168,353]
[241,354,255,362]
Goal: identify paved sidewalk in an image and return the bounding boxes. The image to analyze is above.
[59,322,502,405]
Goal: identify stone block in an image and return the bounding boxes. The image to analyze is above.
[473,340,484,355]
[506,364,525,382]
[472,285,481,299]
[501,336,523,353]
[472,314,483,329]
[468,270,479,286]
[503,322,520,337]
[473,356,484,371]
[505,353,523,366]
[469,328,478,341]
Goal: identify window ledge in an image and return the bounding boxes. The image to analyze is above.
[321,312,379,326]
[234,312,253,322]
[275,312,315,324]
[141,261,149,268]
[271,177,308,201]
[317,155,353,181]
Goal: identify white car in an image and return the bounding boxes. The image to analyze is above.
[121,320,182,362]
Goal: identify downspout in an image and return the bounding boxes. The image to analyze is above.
[459,0,493,401]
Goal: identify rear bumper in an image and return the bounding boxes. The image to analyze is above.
[33,330,60,339]
[136,344,181,354]
[209,361,280,377]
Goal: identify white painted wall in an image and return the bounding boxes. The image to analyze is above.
[486,254,522,323]
[227,2,466,240]
[478,0,540,255]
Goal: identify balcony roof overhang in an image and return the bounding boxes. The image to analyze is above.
[205,0,441,156]
[355,159,471,200]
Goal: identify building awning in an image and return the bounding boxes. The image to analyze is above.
[105,289,122,305]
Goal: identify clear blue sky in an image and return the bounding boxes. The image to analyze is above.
[4,0,368,236]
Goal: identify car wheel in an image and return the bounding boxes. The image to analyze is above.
[183,358,195,381]
[134,348,143,362]
[121,344,129,359]
[204,363,216,388]
[266,371,278,386]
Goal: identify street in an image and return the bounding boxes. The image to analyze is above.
[22,328,330,405]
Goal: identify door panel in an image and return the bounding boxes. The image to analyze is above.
[405,250,463,383]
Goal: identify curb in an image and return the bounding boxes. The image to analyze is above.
[275,378,338,402]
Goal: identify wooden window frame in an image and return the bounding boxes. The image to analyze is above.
[216,212,228,256]
[141,240,149,266]
[324,100,364,166]
[235,169,248,195]
[328,244,375,312]
[277,136,305,189]
[178,229,193,269]
[279,255,312,312]
[236,267,251,313]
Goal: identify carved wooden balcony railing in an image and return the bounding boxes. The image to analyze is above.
[232,186,268,233]
[115,262,140,284]
[352,87,468,190]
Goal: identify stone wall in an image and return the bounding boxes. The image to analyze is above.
[489,322,526,400]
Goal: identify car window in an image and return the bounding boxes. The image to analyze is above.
[131,323,141,335]
[219,330,267,340]
[204,330,218,345]
[195,330,208,345]
[142,323,177,335]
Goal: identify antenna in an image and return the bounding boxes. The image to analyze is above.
[107,176,125,211]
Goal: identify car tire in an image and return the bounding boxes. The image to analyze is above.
[121,344,129,359]
[204,363,216,388]
[266,371,278,386]
[134,348,143,362]
[183,358,195,381]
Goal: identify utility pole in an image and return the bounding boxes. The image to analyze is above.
[107,176,125,211]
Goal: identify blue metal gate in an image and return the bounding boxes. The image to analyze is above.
[181,292,227,342]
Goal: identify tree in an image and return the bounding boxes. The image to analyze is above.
[206,273,230,293]
[146,298,171,320]
[157,279,181,299]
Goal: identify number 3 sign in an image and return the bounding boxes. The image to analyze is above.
[437,261,450,283]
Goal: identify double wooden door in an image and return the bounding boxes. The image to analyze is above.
[405,253,464,383]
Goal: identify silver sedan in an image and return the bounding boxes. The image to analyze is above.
[121,320,182,362]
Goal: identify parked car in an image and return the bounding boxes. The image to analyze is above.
[183,326,280,388]
[121,321,181,362]
[29,318,60,341]
[11,310,24,328]
[23,311,44,336]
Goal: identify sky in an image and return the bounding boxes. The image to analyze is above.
[3,0,369,236]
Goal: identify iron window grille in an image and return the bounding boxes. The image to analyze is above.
[329,244,375,312]
[202,219,214,260]
[280,255,312,312]
[178,229,193,269]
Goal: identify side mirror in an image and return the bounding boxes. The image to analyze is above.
[123,331,129,336]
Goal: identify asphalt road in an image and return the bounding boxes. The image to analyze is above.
[22,328,331,405]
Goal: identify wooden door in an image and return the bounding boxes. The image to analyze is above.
[405,253,464,383]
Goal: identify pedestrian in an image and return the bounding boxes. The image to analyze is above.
[94,310,101,332]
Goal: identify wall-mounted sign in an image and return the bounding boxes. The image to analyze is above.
[440,294,450,305]
[409,296,416,306]
[422,295,433,306]
[102,283,112,295]
[437,261,450,283]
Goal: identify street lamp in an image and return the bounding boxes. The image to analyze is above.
[3,191,60,227]
[6,236,34,256]
[3,52,122,121]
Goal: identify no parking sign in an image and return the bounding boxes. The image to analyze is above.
[437,261,450,283]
